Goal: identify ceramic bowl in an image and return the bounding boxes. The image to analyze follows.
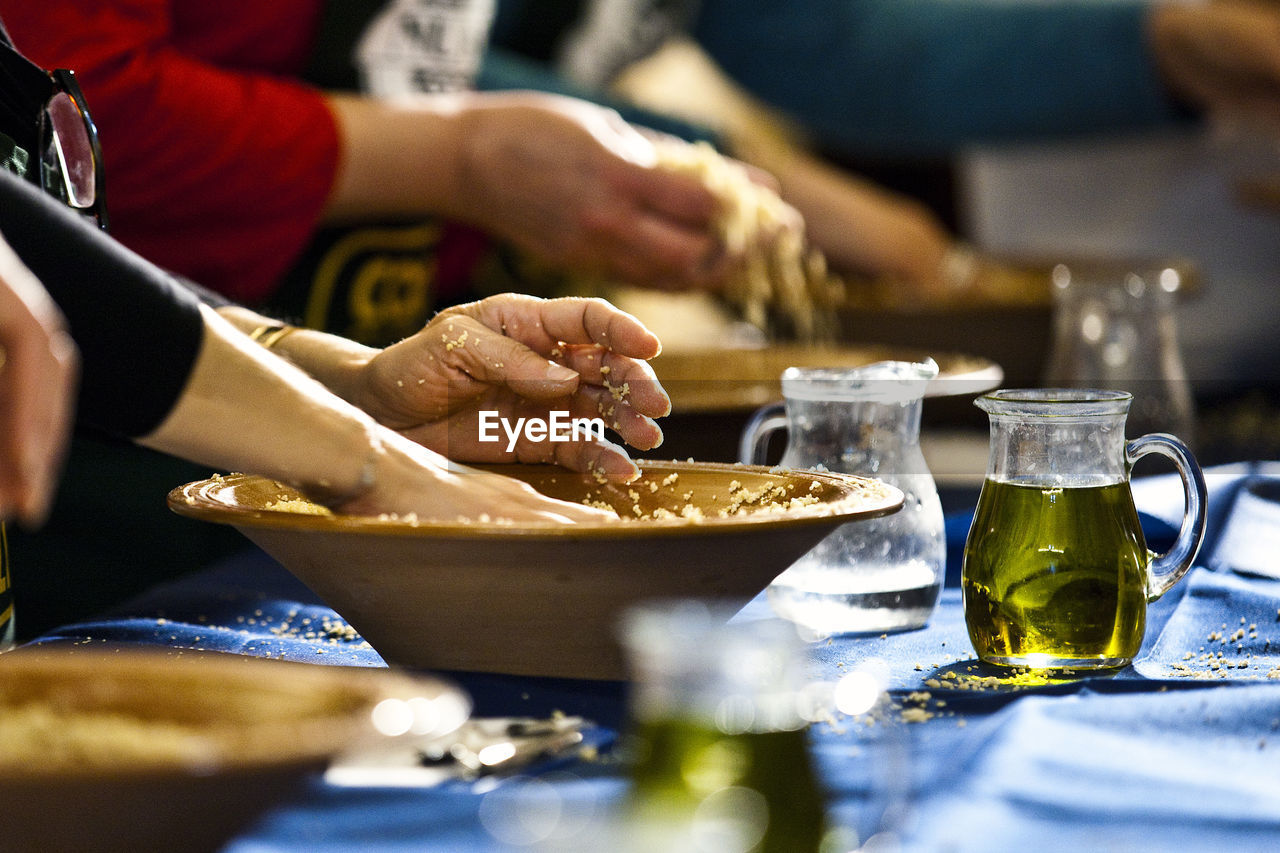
[169,461,902,680]
[0,649,468,853]
[649,344,1003,413]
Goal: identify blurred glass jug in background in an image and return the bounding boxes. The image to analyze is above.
[741,360,944,635]
[1044,259,1197,443]
[963,389,1207,670]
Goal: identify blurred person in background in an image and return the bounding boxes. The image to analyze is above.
[10,2,1277,334]
[0,0,984,350]
[487,0,1280,438]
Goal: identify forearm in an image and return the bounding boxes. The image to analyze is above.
[0,232,78,528]
[217,305,378,409]
[766,145,951,285]
[140,305,386,502]
[149,305,614,523]
[322,92,469,224]
[325,89,726,291]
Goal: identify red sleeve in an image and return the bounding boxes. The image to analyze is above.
[0,1,340,304]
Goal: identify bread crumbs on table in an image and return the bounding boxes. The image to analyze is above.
[900,707,932,723]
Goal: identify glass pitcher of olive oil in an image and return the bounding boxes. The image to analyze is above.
[962,389,1206,670]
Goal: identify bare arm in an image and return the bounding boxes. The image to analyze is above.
[143,304,611,522]
[218,293,669,482]
[0,235,78,527]
[323,90,735,290]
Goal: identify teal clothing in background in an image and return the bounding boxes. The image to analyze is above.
[477,48,721,147]
[489,0,1191,158]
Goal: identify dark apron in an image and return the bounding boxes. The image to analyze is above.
[266,0,515,346]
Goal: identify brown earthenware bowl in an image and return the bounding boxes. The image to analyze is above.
[169,461,902,680]
[0,649,468,853]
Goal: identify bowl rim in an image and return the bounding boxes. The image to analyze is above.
[167,461,904,540]
[650,343,1003,411]
[0,649,469,781]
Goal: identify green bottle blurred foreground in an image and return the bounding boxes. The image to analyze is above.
[624,716,828,852]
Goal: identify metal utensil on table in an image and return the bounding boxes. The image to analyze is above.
[325,715,590,788]
[420,716,587,777]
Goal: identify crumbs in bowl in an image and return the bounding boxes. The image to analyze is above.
[265,496,334,516]
[581,472,823,522]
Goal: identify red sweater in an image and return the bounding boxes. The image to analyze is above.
[1,1,339,303]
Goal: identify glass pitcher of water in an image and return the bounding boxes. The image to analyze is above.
[740,360,944,634]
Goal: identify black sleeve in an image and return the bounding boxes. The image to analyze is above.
[0,168,205,438]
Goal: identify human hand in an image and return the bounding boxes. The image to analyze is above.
[0,234,78,527]
[1150,1,1280,126]
[351,293,670,482]
[337,429,622,524]
[148,304,617,525]
[452,93,736,290]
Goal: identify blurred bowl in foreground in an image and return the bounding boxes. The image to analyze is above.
[0,649,468,853]
[169,461,903,680]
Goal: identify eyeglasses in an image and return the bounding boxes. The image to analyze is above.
[38,68,108,231]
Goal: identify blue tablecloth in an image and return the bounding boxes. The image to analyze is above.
[30,462,1280,850]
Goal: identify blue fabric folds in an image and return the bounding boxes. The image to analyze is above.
[29,462,1280,850]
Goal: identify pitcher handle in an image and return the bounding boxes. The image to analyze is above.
[739,403,788,465]
[1127,432,1208,601]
